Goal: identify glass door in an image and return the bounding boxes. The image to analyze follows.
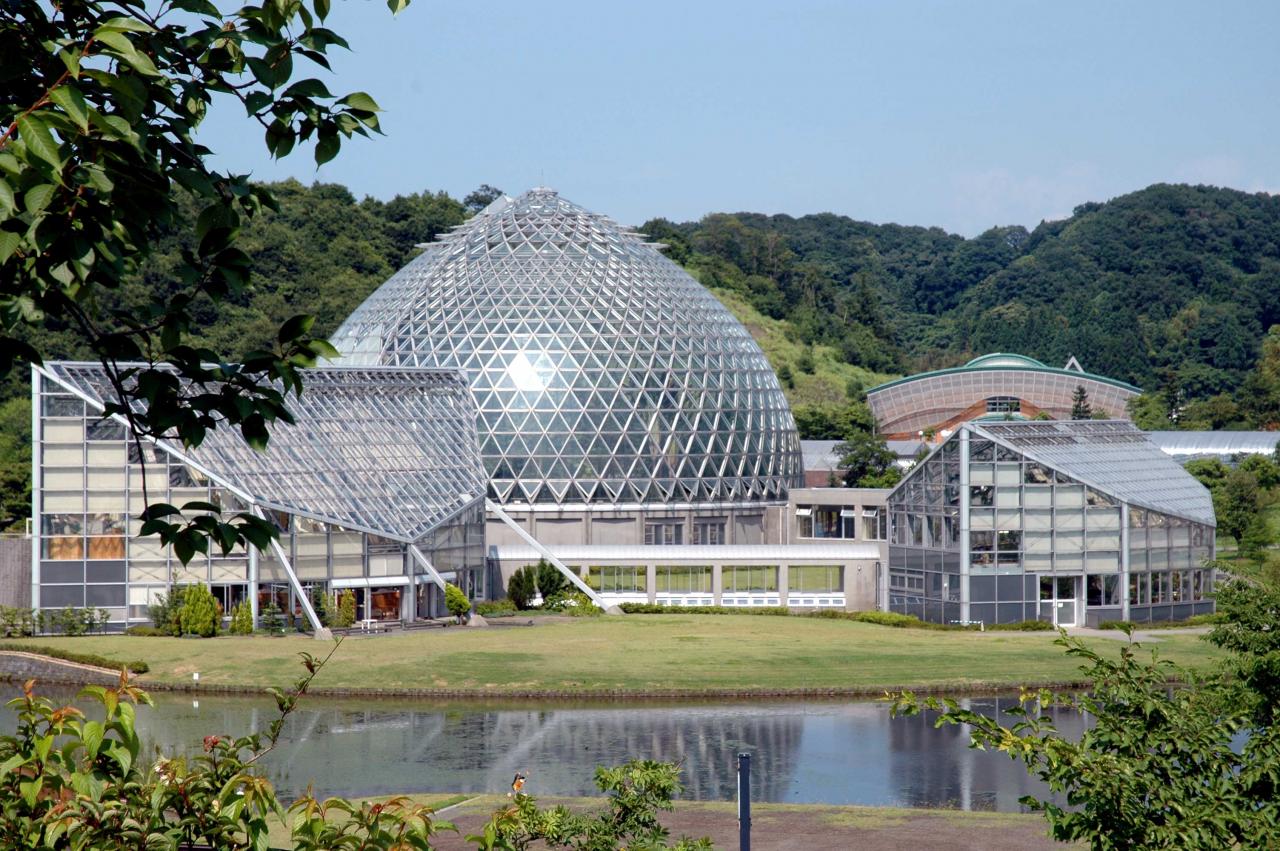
[1039,575,1080,627]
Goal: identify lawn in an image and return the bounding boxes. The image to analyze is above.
[18,614,1226,696]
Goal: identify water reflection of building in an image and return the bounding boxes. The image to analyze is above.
[888,696,1086,811]
[98,692,1087,810]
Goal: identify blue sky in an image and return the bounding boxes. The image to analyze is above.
[199,0,1280,236]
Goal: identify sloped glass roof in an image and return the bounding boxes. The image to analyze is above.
[41,363,487,543]
[970,420,1215,526]
[331,188,802,507]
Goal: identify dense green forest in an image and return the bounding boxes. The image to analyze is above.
[3,181,1279,528]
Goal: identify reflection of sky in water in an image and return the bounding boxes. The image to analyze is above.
[0,688,1083,811]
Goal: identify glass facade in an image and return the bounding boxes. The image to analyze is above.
[33,366,488,629]
[331,188,803,508]
[888,421,1216,626]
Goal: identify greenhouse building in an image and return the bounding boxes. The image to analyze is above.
[887,419,1216,627]
[30,363,488,632]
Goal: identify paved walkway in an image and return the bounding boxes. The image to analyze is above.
[1064,625,1212,643]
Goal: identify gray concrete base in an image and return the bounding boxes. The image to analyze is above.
[605,605,625,616]
[467,614,489,627]
[313,627,334,640]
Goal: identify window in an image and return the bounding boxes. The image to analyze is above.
[644,522,683,545]
[723,566,777,593]
[1086,574,1120,607]
[862,508,886,540]
[985,396,1021,414]
[970,486,994,507]
[801,507,854,539]
[692,520,725,545]
[789,565,842,593]
[655,566,712,594]
[890,569,924,592]
[1130,572,1150,606]
[587,566,646,593]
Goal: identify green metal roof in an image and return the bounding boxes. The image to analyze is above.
[866,352,1142,395]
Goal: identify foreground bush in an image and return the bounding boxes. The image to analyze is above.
[0,641,711,849]
[892,580,1280,849]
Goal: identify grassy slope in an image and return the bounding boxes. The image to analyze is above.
[709,288,900,406]
[24,616,1223,694]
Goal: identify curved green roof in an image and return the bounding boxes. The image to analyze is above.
[867,353,1142,395]
[964,352,1047,369]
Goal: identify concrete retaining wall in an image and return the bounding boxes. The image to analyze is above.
[0,535,31,609]
[0,651,121,686]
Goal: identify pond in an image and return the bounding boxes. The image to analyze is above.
[0,687,1083,811]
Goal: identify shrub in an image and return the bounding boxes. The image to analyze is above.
[229,601,254,635]
[618,603,790,616]
[535,558,567,600]
[543,590,602,616]
[260,605,286,636]
[476,599,517,617]
[987,619,1054,632]
[0,606,20,637]
[336,589,357,628]
[178,584,220,637]
[148,588,185,635]
[507,565,538,610]
[125,625,168,637]
[445,583,471,622]
[0,642,148,673]
[311,586,332,627]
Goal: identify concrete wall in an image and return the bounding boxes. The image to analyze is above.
[0,535,31,608]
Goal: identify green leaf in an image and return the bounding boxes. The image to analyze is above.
[0,231,21,263]
[94,31,160,77]
[314,133,339,166]
[49,85,90,131]
[0,180,13,218]
[314,0,331,20]
[24,184,55,216]
[386,0,411,14]
[338,91,380,113]
[17,113,63,172]
[277,314,316,343]
[284,78,333,99]
[97,16,156,34]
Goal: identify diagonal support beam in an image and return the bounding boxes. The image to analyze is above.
[253,507,330,638]
[485,499,611,611]
[407,544,448,592]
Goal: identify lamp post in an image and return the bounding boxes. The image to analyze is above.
[737,752,751,851]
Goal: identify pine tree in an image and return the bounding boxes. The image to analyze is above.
[1071,385,1093,419]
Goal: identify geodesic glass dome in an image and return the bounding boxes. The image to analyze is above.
[331,188,802,507]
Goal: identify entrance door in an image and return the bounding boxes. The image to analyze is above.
[1039,575,1079,627]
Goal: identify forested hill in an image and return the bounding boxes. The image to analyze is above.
[642,183,1280,431]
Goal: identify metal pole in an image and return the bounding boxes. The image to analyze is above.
[737,752,751,851]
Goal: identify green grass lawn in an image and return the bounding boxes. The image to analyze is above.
[18,614,1226,695]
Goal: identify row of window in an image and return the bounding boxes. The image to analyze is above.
[794,506,886,541]
[889,569,1212,607]
[582,564,845,594]
[643,519,736,545]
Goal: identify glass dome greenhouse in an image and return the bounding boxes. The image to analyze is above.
[331,188,802,507]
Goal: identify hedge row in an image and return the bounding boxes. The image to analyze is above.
[617,604,1054,631]
[0,643,150,674]
[617,604,791,616]
[1098,613,1224,631]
